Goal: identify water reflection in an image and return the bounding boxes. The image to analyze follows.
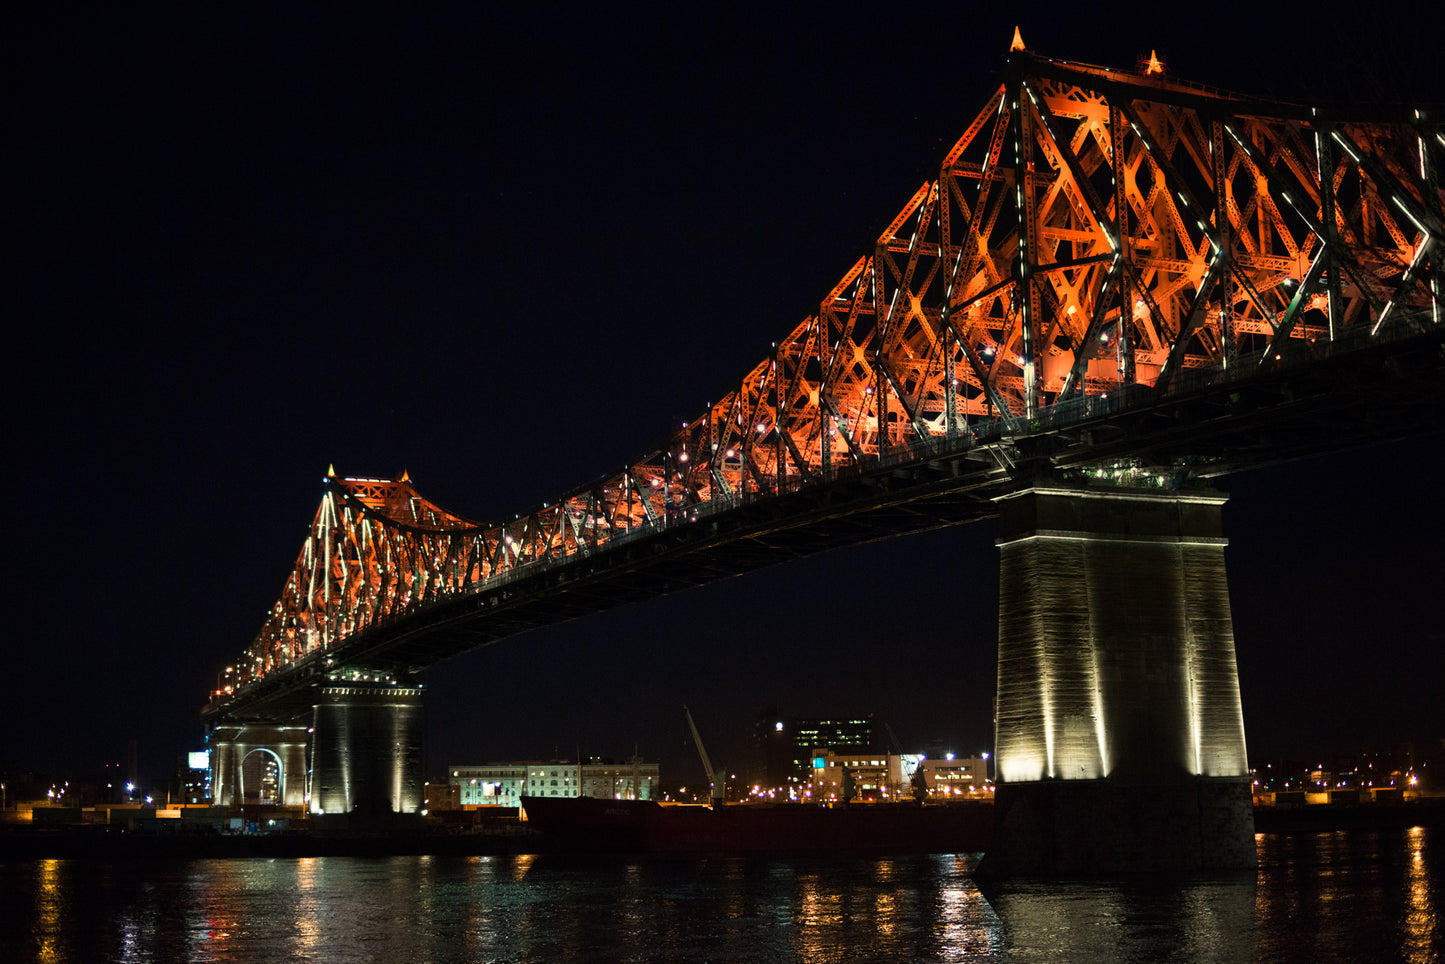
[33,858,63,964]
[1405,826,1438,962]
[935,855,1005,961]
[986,870,1255,962]
[509,852,535,881]
[1255,827,1440,963]
[115,884,156,964]
[2,829,1437,962]
[287,856,321,958]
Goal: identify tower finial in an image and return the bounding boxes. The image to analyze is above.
[1010,26,1026,52]
[327,464,336,478]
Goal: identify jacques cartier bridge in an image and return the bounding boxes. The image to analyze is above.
[203,44,1444,875]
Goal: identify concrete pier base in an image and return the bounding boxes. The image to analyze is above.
[310,679,424,815]
[982,483,1255,876]
[981,777,1255,875]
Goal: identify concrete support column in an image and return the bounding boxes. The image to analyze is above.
[275,734,308,807]
[209,725,242,807]
[981,484,1254,876]
[310,681,424,815]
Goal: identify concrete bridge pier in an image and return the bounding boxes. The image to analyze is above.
[309,676,425,816]
[209,722,309,807]
[980,483,1255,876]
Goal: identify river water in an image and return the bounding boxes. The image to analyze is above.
[2,827,1438,962]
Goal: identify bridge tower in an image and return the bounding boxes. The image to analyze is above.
[980,478,1254,875]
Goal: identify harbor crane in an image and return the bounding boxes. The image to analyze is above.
[684,706,726,807]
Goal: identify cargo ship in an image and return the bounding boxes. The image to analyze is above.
[520,795,993,856]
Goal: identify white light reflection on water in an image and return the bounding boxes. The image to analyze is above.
[290,856,320,957]
[114,880,157,964]
[934,854,1006,960]
[985,869,1257,963]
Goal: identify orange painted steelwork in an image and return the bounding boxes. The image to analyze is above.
[213,50,1442,699]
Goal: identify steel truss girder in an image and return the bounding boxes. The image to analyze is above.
[213,54,1443,703]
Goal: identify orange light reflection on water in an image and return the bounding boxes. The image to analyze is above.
[34,858,63,964]
[1404,825,1437,963]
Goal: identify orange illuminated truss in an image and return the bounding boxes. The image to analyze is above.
[219,51,1442,695]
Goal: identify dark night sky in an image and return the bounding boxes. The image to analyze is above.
[8,6,1443,791]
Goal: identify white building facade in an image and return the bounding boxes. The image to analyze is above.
[449,760,658,807]
[809,750,990,801]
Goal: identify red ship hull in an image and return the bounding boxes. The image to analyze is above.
[521,796,993,856]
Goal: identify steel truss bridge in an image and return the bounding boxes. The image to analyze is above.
[205,49,1443,727]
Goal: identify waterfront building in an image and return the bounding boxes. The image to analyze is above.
[423,781,461,811]
[751,712,879,789]
[449,759,658,807]
[577,760,657,801]
[808,750,990,802]
[810,749,902,801]
[177,751,210,805]
[449,764,531,807]
[913,754,989,796]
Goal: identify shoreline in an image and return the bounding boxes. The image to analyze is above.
[0,824,549,860]
[3,800,1440,861]
[1251,798,1445,834]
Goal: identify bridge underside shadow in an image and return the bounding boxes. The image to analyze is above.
[979,483,1254,876]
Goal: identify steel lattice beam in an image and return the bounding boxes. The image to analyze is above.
[209,52,1443,710]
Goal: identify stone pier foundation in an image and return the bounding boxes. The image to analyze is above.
[980,484,1254,876]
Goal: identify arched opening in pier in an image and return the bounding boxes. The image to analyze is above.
[240,748,283,806]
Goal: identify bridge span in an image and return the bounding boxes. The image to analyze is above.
[205,48,1443,875]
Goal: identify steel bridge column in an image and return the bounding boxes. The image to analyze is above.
[980,484,1254,876]
[309,679,425,816]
